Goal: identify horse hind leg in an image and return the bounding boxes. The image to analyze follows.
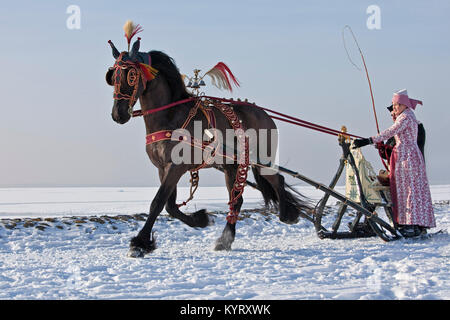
[214,165,243,251]
[252,166,309,224]
[214,205,241,251]
[214,220,237,251]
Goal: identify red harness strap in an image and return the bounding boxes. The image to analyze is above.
[146,99,226,166]
[146,130,173,144]
[132,97,196,118]
[146,128,236,162]
[145,98,249,223]
[209,100,249,224]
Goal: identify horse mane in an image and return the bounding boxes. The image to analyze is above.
[148,50,192,100]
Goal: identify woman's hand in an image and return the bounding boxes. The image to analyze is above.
[352,138,373,149]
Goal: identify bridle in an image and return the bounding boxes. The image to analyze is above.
[111,52,151,116]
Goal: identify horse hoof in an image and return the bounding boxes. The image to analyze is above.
[214,241,232,251]
[128,234,156,257]
[207,216,215,226]
[214,223,235,251]
[214,234,233,251]
[280,216,299,225]
[192,209,214,228]
[128,247,146,258]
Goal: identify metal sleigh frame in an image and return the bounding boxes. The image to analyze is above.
[240,129,402,242]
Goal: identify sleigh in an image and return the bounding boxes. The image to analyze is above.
[308,128,399,241]
[244,127,400,242]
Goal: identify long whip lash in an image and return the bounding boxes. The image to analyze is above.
[343,26,391,171]
[342,25,380,134]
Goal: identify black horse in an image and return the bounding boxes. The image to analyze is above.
[106,38,311,257]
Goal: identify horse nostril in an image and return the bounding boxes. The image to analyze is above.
[112,102,131,124]
[112,107,122,123]
[112,112,123,124]
[112,112,129,125]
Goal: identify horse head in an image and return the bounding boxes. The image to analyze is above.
[106,38,158,124]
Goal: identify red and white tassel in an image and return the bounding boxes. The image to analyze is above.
[204,62,240,92]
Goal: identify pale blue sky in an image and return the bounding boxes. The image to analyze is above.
[1,0,449,187]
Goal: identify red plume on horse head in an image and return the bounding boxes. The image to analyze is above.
[123,20,143,52]
[108,21,158,82]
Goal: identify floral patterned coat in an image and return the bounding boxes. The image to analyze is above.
[372,108,436,228]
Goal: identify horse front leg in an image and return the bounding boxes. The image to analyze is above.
[214,165,244,251]
[165,188,212,228]
[157,166,212,228]
[128,164,187,258]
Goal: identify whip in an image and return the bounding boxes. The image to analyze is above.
[342,25,380,134]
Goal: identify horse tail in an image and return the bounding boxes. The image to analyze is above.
[282,182,315,223]
[252,167,313,223]
[251,167,278,207]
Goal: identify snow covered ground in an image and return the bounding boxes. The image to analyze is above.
[0,186,448,300]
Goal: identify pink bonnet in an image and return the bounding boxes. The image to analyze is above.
[392,89,423,110]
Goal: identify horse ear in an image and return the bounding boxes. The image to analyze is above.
[105,68,114,86]
[108,40,120,59]
[129,37,141,60]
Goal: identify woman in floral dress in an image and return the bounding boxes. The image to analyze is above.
[353,90,436,237]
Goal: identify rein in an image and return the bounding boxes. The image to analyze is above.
[131,97,197,118]
[132,95,363,139]
[202,96,363,139]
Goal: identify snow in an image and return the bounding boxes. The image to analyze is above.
[0,186,449,300]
